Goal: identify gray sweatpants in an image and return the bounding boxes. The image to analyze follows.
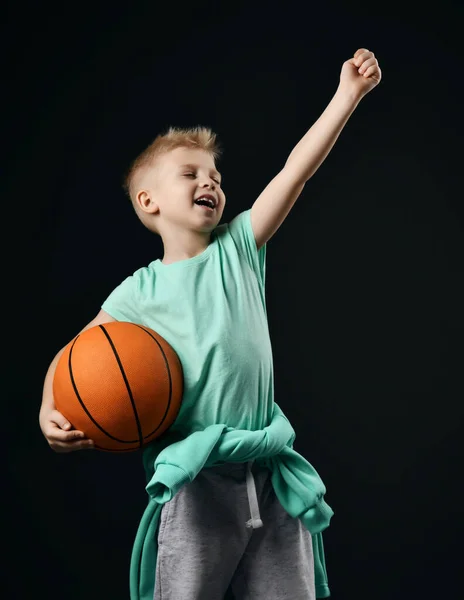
[154,460,316,599]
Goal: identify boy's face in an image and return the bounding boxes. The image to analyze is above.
[138,147,226,234]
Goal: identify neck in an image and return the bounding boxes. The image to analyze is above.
[160,227,212,265]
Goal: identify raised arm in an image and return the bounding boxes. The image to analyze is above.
[250,47,382,249]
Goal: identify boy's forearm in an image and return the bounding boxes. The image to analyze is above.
[285,86,362,183]
[40,346,66,415]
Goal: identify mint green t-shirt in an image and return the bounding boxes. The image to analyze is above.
[101,209,274,436]
[102,209,333,598]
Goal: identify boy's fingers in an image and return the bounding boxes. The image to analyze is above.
[47,422,86,442]
[49,438,95,453]
[50,409,72,431]
[43,412,94,451]
[66,439,95,450]
[64,429,87,442]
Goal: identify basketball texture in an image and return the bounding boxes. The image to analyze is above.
[53,322,184,452]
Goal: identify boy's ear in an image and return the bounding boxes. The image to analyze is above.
[136,190,159,214]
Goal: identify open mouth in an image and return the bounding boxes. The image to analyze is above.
[194,196,216,210]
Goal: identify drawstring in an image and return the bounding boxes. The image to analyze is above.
[245,460,263,529]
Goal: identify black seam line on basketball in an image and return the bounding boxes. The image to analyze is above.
[99,325,144,447]
[68,334,140,444]
[134,324,174,439]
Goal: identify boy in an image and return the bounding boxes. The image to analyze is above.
[39,48,381,599]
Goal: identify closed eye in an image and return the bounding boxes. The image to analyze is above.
[183,172,221,185]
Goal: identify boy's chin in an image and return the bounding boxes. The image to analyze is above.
[192,212,221,229]
[197,222,219,234]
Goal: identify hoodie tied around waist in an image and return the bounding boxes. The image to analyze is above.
[130,402,334,600]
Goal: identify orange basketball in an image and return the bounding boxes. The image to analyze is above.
[53,322,184,453]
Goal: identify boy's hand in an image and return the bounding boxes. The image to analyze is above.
[40,408,95,452]
[339,47,382,99]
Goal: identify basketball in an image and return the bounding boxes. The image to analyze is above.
[53,322,184,453]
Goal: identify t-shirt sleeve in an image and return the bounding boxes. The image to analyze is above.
[101,268,144,324]
[227,208,266,288]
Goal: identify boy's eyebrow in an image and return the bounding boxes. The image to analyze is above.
[179,163,221,177]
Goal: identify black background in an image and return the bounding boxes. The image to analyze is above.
[5,1,463,598]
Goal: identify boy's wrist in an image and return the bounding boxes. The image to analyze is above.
[334,84,364,109]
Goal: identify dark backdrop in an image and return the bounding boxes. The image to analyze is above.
[5,1,463,599]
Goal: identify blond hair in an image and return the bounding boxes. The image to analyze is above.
[123,125,222,206]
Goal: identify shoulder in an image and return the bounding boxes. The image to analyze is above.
[215,209,253,241]
[110,261,158,295]
[131,261,159,292]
